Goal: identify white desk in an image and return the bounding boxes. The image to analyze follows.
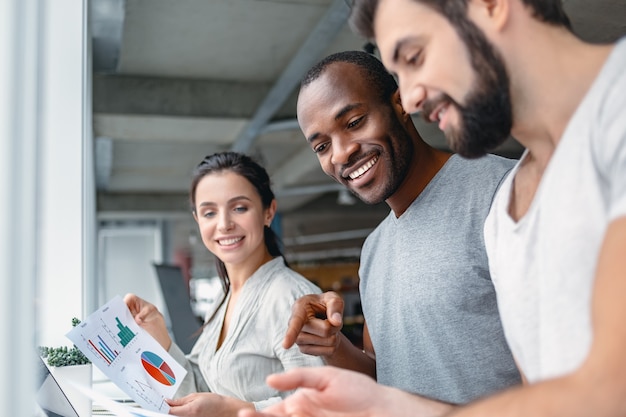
[91,367,138,416]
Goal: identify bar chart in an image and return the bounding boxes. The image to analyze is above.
[79,314,137,366]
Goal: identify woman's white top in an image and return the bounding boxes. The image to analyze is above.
[170,257,323,409]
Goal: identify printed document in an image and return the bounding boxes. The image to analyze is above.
[66,295,188,413]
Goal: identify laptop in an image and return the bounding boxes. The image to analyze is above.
[35,355,81,417]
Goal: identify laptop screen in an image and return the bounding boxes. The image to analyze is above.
[35,356,80,417]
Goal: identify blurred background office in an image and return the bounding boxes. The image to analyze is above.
[2,0,624,415]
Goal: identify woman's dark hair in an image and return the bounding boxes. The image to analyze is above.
[189,151,286,324]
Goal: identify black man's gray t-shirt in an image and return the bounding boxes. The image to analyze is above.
[359,154,521,404]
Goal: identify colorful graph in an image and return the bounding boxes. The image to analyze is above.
[67,296,186,413]
[88,335,120,364]
[141,351,176,386]
[116,317,135,346]
[82,315,137,365]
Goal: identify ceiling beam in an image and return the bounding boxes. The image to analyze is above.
[260,119,300,135]
[272,147,324,189]
[283,228,373,246]
[93,113,247,144]
[285,247,362,263]
[230,0,351,153]
[92,74,292,119]
[274,183,344,198]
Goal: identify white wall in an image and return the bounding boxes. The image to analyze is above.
[0,0,91,411]
[37,0,94,348]
[97,225,167,322]
[0,0,41,413]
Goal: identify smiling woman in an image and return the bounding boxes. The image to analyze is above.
[123,151,324,417]
[192,170,273,276]
[188,152,287,299]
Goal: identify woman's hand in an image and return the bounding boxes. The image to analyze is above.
[168,392,254,417]
[123,293,172,351]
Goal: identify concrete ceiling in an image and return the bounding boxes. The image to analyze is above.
[91,0,626,265]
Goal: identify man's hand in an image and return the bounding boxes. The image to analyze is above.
[237,366,416,417]
[283,292,344,357]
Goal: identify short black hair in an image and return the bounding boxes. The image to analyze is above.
[300,50,398,103]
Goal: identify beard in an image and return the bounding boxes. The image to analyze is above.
[346,111,414,205]
[441,15,513,158]
[446,72,511,158]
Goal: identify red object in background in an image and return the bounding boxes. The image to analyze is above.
[174,249,193,295]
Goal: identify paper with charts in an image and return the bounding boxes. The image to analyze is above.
[66,295,187,413]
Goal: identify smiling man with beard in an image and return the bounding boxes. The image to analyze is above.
[350,0,626,415]
[239,1,626,417]
[277,50,520,415]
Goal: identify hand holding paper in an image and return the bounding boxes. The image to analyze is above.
[66,295,188,413]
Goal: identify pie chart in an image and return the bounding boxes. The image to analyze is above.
[141,351,176,386]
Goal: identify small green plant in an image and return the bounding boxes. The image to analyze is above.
[38,317,90,367]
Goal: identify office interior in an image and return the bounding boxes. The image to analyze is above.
[2,0,624,415]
